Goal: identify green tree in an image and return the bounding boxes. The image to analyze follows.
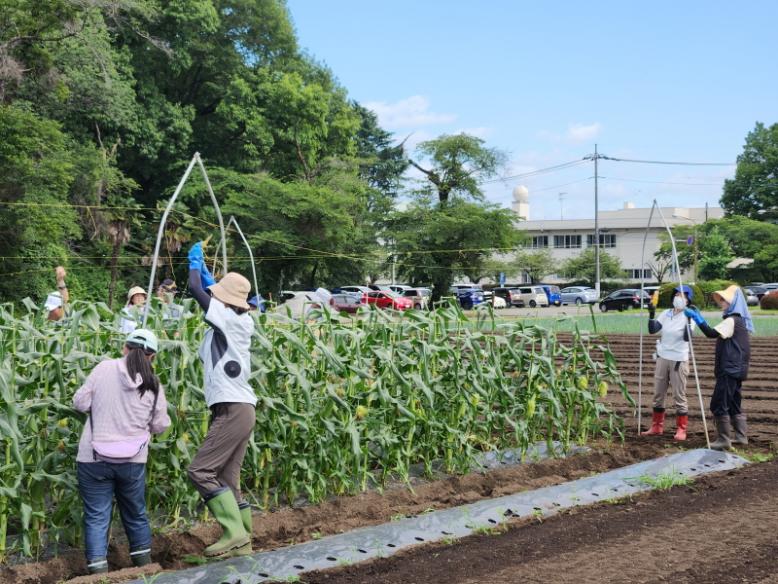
[721,122,778,218]
[697,226,734,280]
[409,133,506,204]
[514,249,554,283]
[389,197,521,297]
[562,248,623,282]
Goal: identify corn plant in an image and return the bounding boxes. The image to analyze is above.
[0,298,632,559]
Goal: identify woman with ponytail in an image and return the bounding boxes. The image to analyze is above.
[73,329,171,575]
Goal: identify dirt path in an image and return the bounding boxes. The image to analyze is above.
[302,458,778,584]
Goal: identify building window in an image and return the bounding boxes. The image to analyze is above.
[553,235,582,249]
[626,268,653,279]
[587,233,616,248]
[529,235,548,249]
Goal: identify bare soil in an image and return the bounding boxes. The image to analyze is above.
[3,334,776,584]
[300,457,778,584]
[0,442,671,584]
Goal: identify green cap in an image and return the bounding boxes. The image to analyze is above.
[125,328,159,353]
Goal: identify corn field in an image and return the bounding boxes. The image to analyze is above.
[0,299,632,559]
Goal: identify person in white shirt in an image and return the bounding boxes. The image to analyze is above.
[641,285,695,441]
[185,242,256,560]
[119,286,147,333]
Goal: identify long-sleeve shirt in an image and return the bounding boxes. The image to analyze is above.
[73,357,170,463]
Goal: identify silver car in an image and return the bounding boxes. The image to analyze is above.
[560,286,599,306]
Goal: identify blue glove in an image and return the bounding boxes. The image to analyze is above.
[188,242,205,271]
[199,261,216,288]
[684,307,706,326]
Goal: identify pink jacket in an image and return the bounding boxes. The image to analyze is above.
[73,357,171,463]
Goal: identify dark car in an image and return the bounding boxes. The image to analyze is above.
[599,289,651,312]
[330,293,363,313]
[539,284,561,306]
[745,285,768,300]
[451,287,485,310]
[492,287,523,307]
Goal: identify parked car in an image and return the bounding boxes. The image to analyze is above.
[368,284,394,292]
[339,285,372,302]
[763,283,778,293]
[745,285,768,300]
[560,286,599,306]
[539,284,561,306]
[517,286,549,308]
[366,290,413,310]
[330,293,363,313]
[450,287,485,309]
[744,288,760,306]
[492,287,523,307]
[389,284,412,294]
[491,295,507,309]
[400,287,431,309]
[599,289,651,312]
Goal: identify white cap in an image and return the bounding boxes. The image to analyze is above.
[43,292,63,312]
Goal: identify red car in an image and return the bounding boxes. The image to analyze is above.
[366,290,413,310]
[329,293,363,314]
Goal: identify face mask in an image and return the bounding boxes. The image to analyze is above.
[673,296,687,310]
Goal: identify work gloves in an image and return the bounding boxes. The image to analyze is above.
[188,242,216,288]
[683,307,707,326]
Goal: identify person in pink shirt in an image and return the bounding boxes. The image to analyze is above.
[73,329,171,575]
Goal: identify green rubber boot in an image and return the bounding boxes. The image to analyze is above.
[204,490,251,558]
[239,502,252,535]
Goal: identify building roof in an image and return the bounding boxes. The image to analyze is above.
[517,205,723,232]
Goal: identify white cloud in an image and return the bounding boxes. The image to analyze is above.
[566,122,602,143]
[364,95,457,129]
[537,123,603,144]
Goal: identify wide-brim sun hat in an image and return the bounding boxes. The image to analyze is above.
[125,328,159,353]
[712,284,739,305]
[127,286,147,301]
[208,272,251,310]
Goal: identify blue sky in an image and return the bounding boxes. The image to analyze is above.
[287,1,778,219]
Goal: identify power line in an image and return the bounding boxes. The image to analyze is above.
[599,155,735,167]
[599,176,722,186]
[481,159,587,184]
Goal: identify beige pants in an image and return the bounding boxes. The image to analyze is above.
[653,357,689,415]
[187,403,256,502]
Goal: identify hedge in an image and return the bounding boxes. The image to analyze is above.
[761,294,778,310]
[657,280,737,309]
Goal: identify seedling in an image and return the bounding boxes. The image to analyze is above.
[637,469,693,490]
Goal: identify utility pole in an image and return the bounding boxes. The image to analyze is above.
[558,192,566,220]
[594,144,601,297]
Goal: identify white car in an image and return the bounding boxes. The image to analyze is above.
[560,286,600,306]
[492,295,507,309]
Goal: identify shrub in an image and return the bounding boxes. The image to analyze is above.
[697,280,738,308]
[657,282,704,309]
[760,293,778,310]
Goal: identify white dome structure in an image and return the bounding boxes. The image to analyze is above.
[512,185,529,220]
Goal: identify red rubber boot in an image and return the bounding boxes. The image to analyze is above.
[641,411,665,436]
[673,414,688,441]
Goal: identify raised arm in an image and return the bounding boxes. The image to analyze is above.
[187,242,214,312]
[684,308,720,339]
[647,305,662,334]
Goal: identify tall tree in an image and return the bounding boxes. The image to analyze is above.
[409,134,506,204]
[514,249,554,283]
[697,226,734,280]
[721,122,778,218]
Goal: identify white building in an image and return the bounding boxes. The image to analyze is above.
[511,185,723,283]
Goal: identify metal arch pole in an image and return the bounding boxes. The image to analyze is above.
[143,154,198,327]
[654,205,711,448]
[229,216,260,298]
[637,200,659,434]
[194,152,228,273]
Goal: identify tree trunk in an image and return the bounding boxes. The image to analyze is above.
[108,236,122,309]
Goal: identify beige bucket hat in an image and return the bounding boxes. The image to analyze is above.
[712,284,739,304]
[208,272,251,310]
[127,286,147,301]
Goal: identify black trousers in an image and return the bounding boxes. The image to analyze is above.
[710,374,742,417]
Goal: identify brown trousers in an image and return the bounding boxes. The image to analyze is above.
[187,403,256,502]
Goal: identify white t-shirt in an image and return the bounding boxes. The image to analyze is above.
[198,300,256,407]
[119,306,140,334]
[656,309,695,361]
